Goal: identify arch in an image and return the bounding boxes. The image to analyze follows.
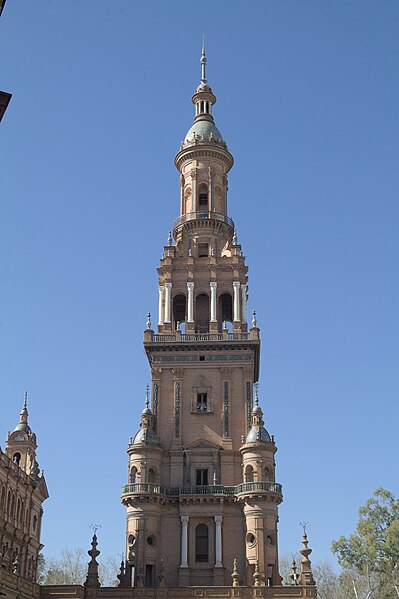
[7,490,12,515]
[195,294,209,333]
[219,293,233,330]
[13,452,21,466]
[198,183,208,209]
[195,524,209,562]
[32,514,38,532]
[173,294,186,329]
[16,498,21,523]
[129,466,138,484]
[0,486,5,511]
[148,468,156,484]
[244,464,254,483]
[264,467,271,481]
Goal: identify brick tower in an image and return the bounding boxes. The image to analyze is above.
[120,48,315,596]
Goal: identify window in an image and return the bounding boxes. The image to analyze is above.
[245,465,254,483]
[13,453,21,466]
[198,184,208,208]
[148,468,155,484]
[198,243,208,257]
[195,524,209,562]
[196,469,208,486]
[196,392,208,412]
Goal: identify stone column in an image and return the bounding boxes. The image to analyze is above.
[187,282,194,322]
[241,284,247,324]
[180,516,189,567]
[158,286,164,325]
[210,282,217,322]
[233,282,241,322]
[215,516,223,567]
[164,283,172,323]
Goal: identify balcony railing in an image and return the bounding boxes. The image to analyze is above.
[121,481,282,498]
[151,332,251,343]
[173,211,235,231]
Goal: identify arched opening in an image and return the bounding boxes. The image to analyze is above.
[130,466,138,484]
[0,487,5,510]
[264,467,271,481]
[173,294,186,330]
[195,294,209,333]
[245,465,254,483]
[32,514,38,532]
[195,524,209,562]
[219,293,233,331]
[13,452,21,466]
[148,468,155,484]
[198,183,208,209]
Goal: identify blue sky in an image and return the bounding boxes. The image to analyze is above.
[0,0,398,568]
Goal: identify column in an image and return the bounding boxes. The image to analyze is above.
[241,284,247,324]
[180,516,189,567]
[214,516,223,567]
[164,283,172,323]
[210,282,217,322]
[187,282,194,322]
[158,286,164,325]
[233,282,241,322]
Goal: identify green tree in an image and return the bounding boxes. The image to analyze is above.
[332,488,399,599]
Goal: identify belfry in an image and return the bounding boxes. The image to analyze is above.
[120,47,316,596]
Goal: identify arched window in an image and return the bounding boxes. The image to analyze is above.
[245,465,254,483]
[198,183,208,209]
[264,467,271,481]
[130,466,138,484]
[219,293,233,330]
[148,468,155,484]
[195,524,209,562]
[13,452,21,466]
[196,294,209,333]
[173,294,186,329]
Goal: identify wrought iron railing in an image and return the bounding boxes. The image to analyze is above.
[121,481,282,497]
[173,212,235,230]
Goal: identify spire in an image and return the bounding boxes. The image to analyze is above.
[200,36,207,83]
[13,390,31,433]
[299,523,315,586]
[84,529,101,589]
[145,384,150,411]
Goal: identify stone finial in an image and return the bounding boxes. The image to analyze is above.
[290,558,299,585]
[168,231,172,246]
[84,530,101,588]
[253,562,263,587]
[117,559,126,588]
[231,558,240,587]
[299,524,315,586]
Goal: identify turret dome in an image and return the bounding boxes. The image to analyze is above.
[182,120,226,149]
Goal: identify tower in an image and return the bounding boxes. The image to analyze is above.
[121,47,284,590]
[1,393,48,583]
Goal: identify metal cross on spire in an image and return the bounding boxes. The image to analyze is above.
[23,390,28,411]
[145,384,150,410]
[200,35,207,83]
[90,523,102,536]
[299,521,310,536]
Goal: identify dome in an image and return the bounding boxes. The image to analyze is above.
[13,422,31,434]
[183,120,227,149]
[245,425,272,444]
[133,428,159,446]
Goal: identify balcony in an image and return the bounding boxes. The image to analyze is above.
[173,211,235,231]
[151,332,252,343]
[121,481,282,499]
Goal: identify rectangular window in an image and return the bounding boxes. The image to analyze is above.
[267,565,274,587]
[196,468,208,486]
[198,243,208,257]
[196,392,207,412]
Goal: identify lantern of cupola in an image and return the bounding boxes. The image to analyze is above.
[6,392,40,479]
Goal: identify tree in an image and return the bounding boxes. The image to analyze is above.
[40,547,119,587]
[332,488,399,599]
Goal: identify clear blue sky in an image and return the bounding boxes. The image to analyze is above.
[1,0,398,568]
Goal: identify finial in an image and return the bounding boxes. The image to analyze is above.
[89,523,101,537]
[290,558,299,586]
[252,309,257,328]
[232,228,237,245]
[300,521,310,537]
[299,523,315,586]
[254,383,259,407]
[23,390,28,411]
[200,36,207,83]
[168,231,172,246]
[85,525,101,589]
[145,385,150,410]
[231,558,240,587]
[146,312,152,330]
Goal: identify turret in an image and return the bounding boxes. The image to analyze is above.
[6,391,40,480]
